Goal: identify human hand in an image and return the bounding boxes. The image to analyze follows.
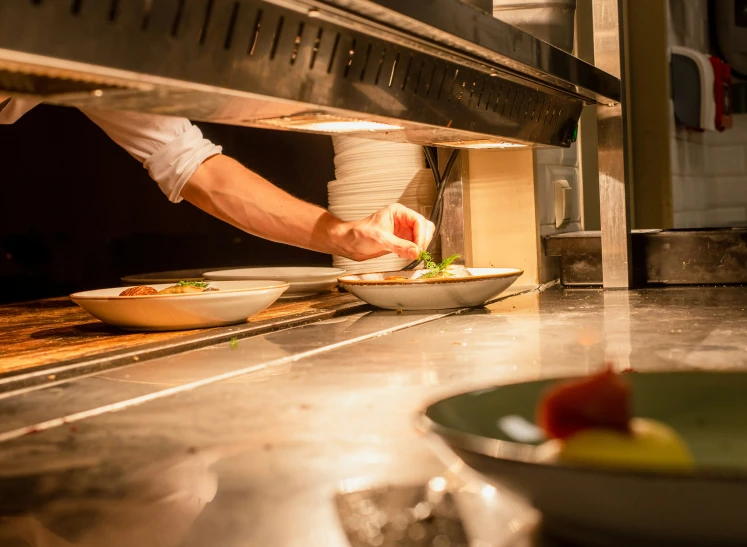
[332,204,436,262]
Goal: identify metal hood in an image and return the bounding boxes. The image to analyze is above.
[0,0,620,148]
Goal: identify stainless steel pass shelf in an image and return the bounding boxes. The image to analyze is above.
[0,0,619,148]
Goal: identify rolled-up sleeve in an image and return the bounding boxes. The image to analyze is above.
[81,108,222,203]
[0,97,41,124]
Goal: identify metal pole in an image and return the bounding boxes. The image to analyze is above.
[592,0,633,288]
[438,148,471,264]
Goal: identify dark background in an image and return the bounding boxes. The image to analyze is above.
[0,105,334,304]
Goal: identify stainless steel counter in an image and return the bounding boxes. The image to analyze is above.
[0,286,745,546]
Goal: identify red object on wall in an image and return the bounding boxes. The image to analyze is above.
[709,56,733,132]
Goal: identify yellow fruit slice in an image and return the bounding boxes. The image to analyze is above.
[536,418,694,472]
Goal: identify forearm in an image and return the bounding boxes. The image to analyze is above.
[181,154,348,256]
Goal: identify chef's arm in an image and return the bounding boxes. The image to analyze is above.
[181,154,432,261]
[80,107,433,261]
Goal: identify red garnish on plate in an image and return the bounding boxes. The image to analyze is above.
[537,366,631,440]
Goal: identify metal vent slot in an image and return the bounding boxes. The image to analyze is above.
[475,78,487,109]
[108,0,119,22]
[543,101,554,125]
[412,59,425,94]
[534,97,547,122]
[344,36,370,82]
[198,0,214,45]
[246,8,283,60]
[469,78,477,107]
[309,27,322,68]
[343,38,356,78]
[525,93,536,119]
[492,84,504,112]
[522,92,533,119]
[400,55,413,91]
[268,15,284,59]
[373,49,386,85]
[248,9,262,55]
[554,106,563,126]
[446,69,458,101]
[503,87,517,116]
[511,90,525,118]
[483,80,496,111]
[418,61,435,97]
[456,78,467,103]
[223,3,240,49]
[289,22,304,64]
[387,53,399,87]
[326,33,340,73]
[358,43,372,81]
[171,0,185,37]
[435,68,447,100]
[140,0,152,30]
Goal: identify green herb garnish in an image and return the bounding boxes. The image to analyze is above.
[177,280,210,288]
[229,337,239,349]
[418,250,461,279]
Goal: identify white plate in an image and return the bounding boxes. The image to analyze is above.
[203,267,344,296]
[71,280,289,331]
[338,267,523,310]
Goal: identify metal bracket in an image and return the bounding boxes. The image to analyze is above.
[592,0,633,289]
[438,148,471,264]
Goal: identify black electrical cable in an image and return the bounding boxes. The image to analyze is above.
[401,147,461,270]
[423,146,441,189]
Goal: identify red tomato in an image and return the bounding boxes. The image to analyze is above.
[536,367,631,440]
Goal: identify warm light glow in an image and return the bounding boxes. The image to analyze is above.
[258,113,403,133]
[338,476,370,493]
[434,139,528,149]
[298,120,403,132]
[428,476,447,492]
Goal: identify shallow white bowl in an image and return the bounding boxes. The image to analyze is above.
[203,267,344,296]
[421,372,747,547]
[71,280,289,331]
[338,267,523,310]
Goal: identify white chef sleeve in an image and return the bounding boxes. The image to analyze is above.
[81,108,222,203]
[0,97,41,124]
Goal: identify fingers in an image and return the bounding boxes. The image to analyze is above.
[388,204,431,251]
[424,219,436,251]
[380,231,420,260]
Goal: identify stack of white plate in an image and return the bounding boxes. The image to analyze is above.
[329,137,436,274]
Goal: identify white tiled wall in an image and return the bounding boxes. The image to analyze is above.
[534,143,582,236]
[668,0,747,228]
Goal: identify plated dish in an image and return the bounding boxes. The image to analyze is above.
[337,258,523,310]
[71,280,289,331]
[421,370,747,546]
[119,280,218,296]
[204,267,344,298]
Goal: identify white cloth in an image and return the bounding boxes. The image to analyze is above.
[0,97,222,202]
